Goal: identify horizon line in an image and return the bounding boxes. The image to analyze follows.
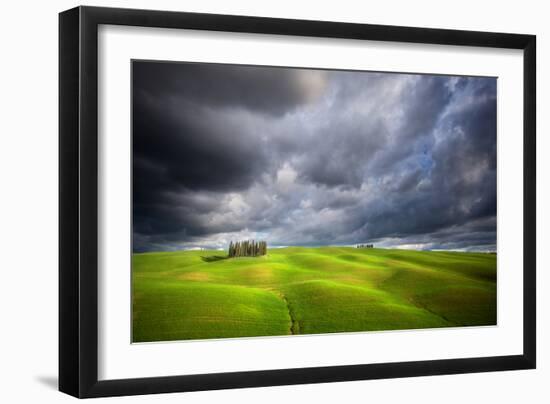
[133,245,497,254]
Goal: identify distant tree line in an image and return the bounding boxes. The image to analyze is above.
[356,244,374,249]
[228,240,267,257]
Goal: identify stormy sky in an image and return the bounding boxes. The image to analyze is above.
[132,61,497,253]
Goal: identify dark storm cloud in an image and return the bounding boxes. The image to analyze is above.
[133,62,327,116]
[292,74,453,188]
[327,77,496,245]
[132,60,496,252]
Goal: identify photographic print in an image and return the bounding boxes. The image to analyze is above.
[132,61,497,343]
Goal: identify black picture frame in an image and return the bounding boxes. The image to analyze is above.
[59,5,536,398]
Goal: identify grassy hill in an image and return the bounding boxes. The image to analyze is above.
[132,247,496,343]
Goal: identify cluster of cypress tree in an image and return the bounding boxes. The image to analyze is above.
[228,240,267,257]
[356,244,374,248]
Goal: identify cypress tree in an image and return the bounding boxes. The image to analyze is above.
[228,240,267,257]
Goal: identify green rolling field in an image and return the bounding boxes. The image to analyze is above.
[132,247,496,343]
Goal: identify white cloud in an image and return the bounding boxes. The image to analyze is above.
[276,162,298,193]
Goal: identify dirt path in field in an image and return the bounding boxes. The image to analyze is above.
[411,297,454,325]
[280,293,299,335]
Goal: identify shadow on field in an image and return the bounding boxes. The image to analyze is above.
[201,255,229,262]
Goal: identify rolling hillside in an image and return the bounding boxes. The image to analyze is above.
[132,247,496,342]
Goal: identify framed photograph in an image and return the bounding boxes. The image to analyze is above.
[59,6,536,398]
